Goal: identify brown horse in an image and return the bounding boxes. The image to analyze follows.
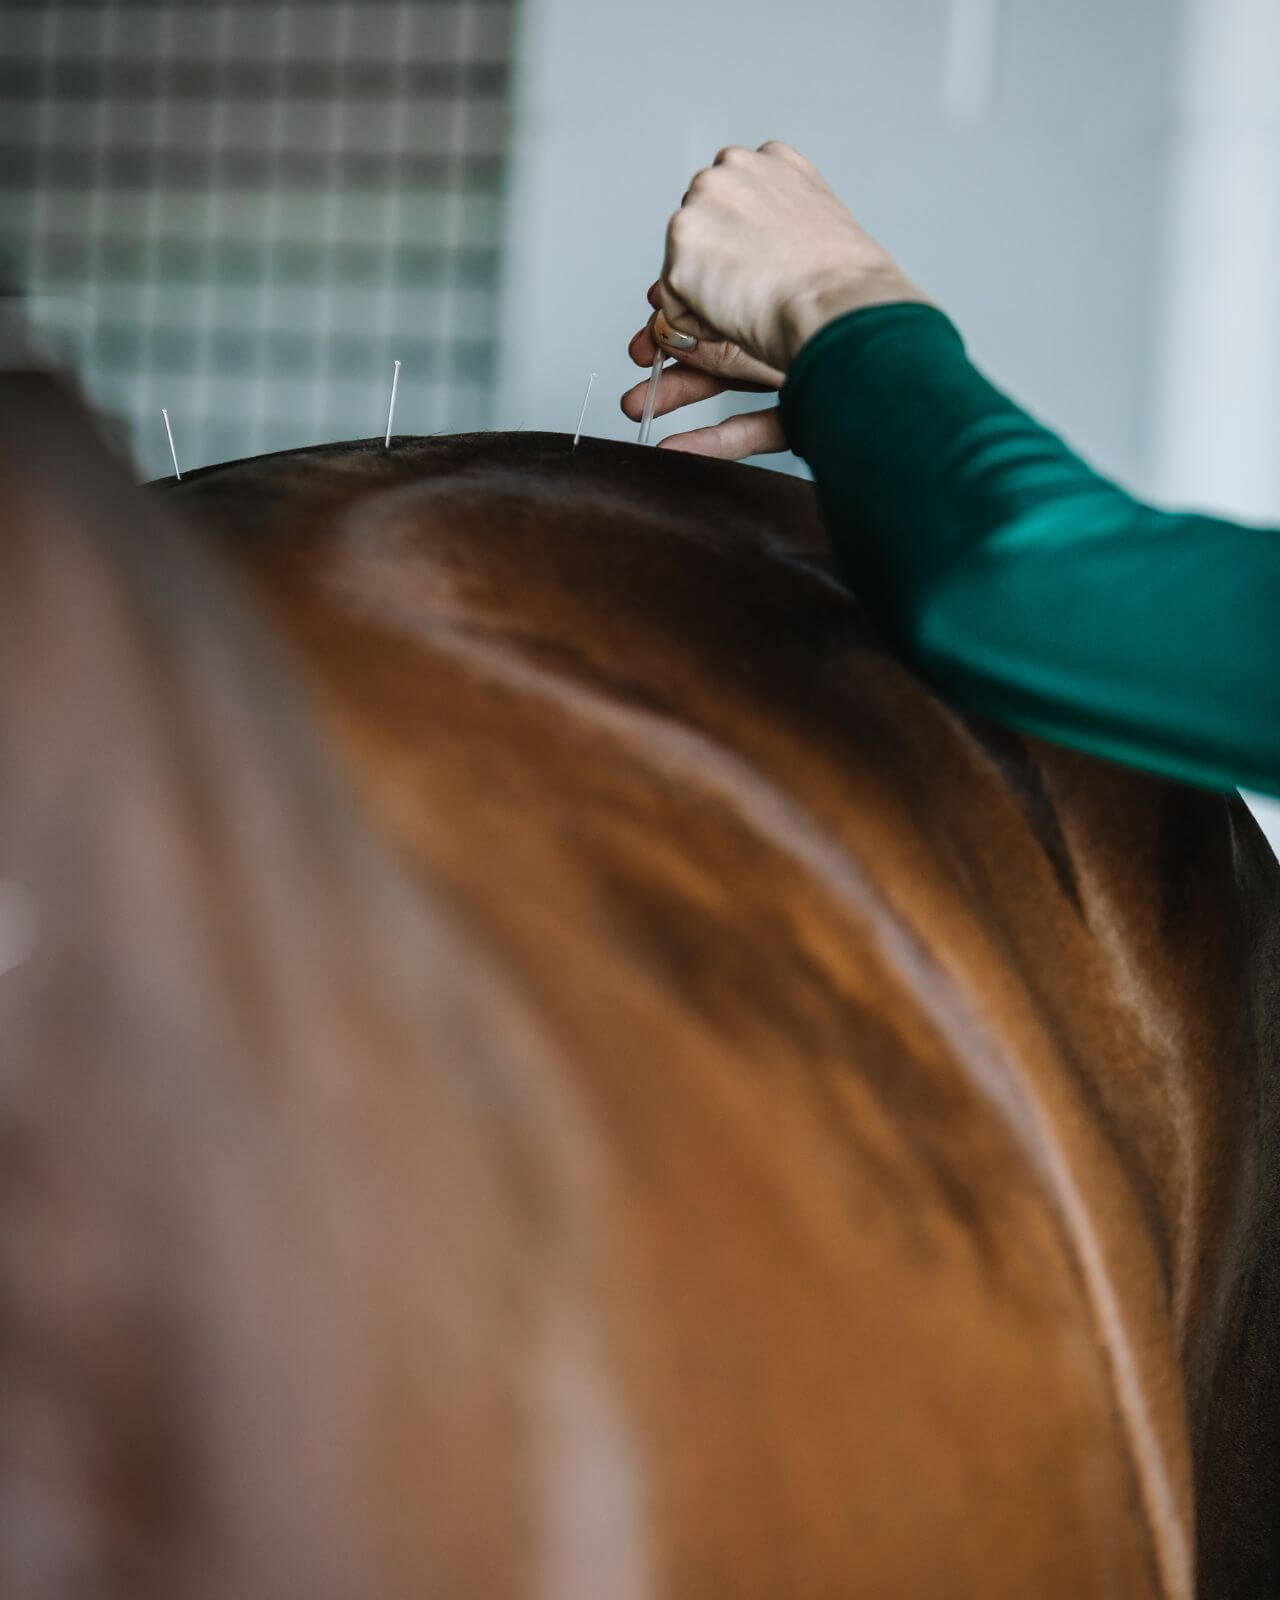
[2,367,1278,1600]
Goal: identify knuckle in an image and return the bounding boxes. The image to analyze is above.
[760,139,809,172]
[663,259,691,304]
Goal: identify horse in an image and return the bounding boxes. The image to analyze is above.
[2,366,1278,1600]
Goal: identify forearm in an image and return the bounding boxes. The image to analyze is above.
[779,304,1280,797]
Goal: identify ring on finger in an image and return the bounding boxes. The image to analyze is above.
[654,309,698,352]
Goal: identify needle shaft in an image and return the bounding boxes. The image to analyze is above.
[637,351,664,446]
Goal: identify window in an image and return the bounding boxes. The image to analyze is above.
[2,0,518,477]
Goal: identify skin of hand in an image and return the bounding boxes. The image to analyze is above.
[620,140,931,460]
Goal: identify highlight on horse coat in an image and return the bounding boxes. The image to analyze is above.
[2,368,1279,1599]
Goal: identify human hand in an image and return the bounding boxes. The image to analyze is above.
[620,281,788,458]
[621,141,929,460]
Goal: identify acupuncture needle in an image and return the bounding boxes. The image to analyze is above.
[637,349,664,446]
[161,408,181,479]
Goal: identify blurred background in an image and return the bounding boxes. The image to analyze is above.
[3,0,1277,848]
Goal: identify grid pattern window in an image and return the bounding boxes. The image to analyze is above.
[1,0,517,477]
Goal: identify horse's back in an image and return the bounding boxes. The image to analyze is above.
[169,431,1280,1598]
[5,384,1279,1598]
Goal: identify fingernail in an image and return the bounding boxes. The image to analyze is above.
[654,309,698,352]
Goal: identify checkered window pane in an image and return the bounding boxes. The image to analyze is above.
[0,0,517,478]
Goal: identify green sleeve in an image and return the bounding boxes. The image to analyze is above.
[778,303,1280,799]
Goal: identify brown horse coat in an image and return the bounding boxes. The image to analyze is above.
[2,370,1279,1599]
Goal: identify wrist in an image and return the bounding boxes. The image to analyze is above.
[777,267,932,368]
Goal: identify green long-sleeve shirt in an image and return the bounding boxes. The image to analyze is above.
[778,303,1280,799]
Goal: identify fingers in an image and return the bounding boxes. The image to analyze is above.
[654,273,718,346]
[628,318,783,390]
[620,361,735,423]
[628,321,661,368]
[658,215,728,347]
[652,308,698,352]
[658,407,787,461]
[658,325,781,387]
[717,139,816,174]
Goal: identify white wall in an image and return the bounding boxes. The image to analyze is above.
[1152,0,1280,855]
[498,0,1280,857]
[498,0,1177,489]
